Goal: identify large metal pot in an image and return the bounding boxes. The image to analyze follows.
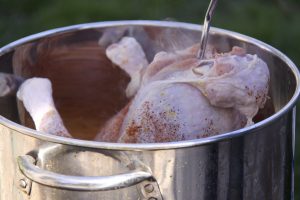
[0,21,299,200]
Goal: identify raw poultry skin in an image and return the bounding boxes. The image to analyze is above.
[17,37,270,143]
[97,37,270,143]
[17,78,71,138]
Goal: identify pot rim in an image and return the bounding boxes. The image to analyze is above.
[0,20,299,150]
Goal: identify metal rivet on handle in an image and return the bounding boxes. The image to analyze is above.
[19,179,27,189]
[138,180,163,200]
[144,184,154,193]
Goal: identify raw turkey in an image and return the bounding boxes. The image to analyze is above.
[17,37,270,143]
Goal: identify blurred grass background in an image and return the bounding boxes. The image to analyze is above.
[0,0,299,198]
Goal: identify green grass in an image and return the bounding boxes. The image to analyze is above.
[1,0,300,198]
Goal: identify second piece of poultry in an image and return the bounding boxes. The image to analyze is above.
[97,38,270,143]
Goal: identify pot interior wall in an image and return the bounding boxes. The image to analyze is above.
[0,24,296,140]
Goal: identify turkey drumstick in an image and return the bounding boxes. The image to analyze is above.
[17,78,71,138]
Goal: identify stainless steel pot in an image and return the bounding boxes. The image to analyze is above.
[0,20,299,200]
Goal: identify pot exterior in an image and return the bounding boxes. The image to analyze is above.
[0,108,295,200]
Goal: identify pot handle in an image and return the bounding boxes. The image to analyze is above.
[17,155,153,191]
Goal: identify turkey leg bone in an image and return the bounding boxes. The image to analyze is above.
[17,78,71,137]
